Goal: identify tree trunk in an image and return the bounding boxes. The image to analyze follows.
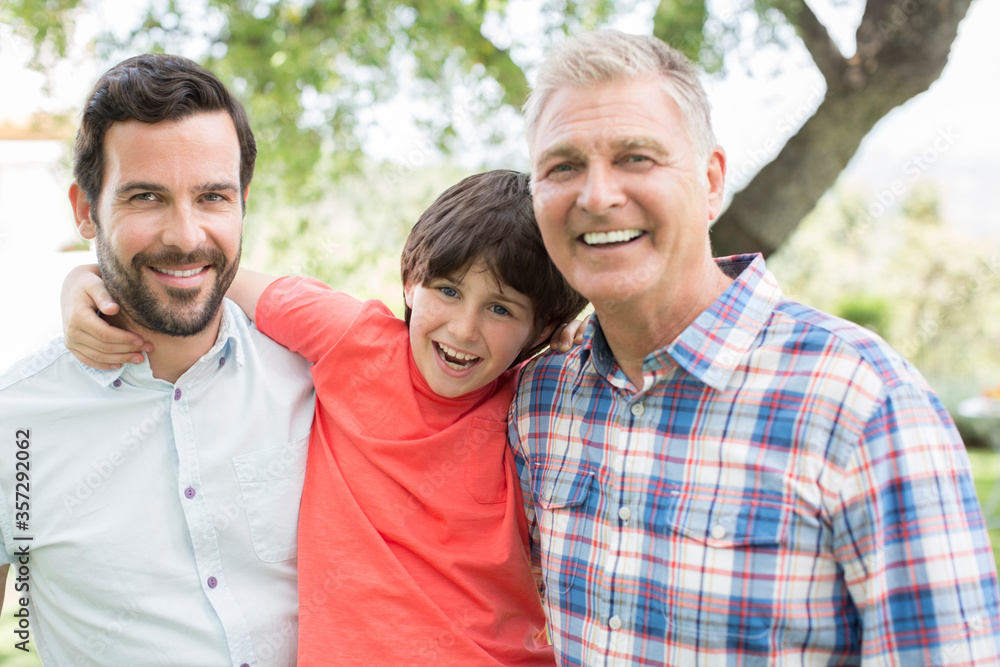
[708,0,974,258]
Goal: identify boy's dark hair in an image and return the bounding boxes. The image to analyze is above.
[400,170,587,361]
[73,53,256,214]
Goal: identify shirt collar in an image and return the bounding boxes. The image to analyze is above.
[577,254,782,391]
[77,299,249,388]
[668,253,782,390]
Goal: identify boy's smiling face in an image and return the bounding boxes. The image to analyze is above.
[404,260,543,398]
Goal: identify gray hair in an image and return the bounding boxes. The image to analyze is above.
[523,30,716,161]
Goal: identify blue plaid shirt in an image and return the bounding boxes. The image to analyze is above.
[509,254,1000,666]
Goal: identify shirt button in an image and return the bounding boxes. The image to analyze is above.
[112,379,122,388]
[630,402,644,417]
[174,388,182,401]
[219,357,226,367]
[618,506,631,521]
[543,489,553,503]
[609,615,622,630]
[184,487,196,499]
[710,524,727,540]
[207,576,218,589]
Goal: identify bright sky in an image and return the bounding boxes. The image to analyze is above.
[0,0,997,372]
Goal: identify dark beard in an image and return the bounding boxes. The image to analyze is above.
[94,230,240,338]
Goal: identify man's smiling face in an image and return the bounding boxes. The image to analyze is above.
[529,77,725,314]
[73,111,245,337]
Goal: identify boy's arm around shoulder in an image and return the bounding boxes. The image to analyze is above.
[226,268,280,322]
[248,273,368,366]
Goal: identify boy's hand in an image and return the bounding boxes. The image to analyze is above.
[549,315,590,353]
[62,265,150,369]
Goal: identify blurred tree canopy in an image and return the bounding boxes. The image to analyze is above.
[2,0,975,257]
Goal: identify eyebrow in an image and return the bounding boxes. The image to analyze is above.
[536,137,669,164]
[113,181,241,197]
[114,182,167,198]
[613,137,668,154]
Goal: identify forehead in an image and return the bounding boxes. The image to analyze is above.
[102,112,241,188]
[529,78,687,158]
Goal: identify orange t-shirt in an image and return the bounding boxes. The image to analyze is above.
[257,277,553,666]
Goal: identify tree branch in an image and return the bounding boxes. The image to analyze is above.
[787,0,848,90]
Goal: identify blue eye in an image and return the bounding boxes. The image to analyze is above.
[439,286,458,298]
[490,304,511,316]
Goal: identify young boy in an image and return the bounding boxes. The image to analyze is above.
[63,170,587,665]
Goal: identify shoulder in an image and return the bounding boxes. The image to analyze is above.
[764,300,941,436]
[512,347,584,416]
[519,346,583,385]
[0,337,80,394]
[267,277,400,329]
[770,300,921,390]
[223,301,314,383]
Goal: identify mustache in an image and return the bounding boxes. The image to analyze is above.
[130,247,227,270]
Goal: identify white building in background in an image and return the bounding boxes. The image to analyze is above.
[0,116,97,371]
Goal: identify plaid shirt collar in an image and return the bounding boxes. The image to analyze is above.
[578,253,782,392]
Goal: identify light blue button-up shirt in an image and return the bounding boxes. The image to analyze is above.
[0,299,315,666]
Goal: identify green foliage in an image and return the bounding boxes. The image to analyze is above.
[1,0,79,73]
[9,0,816,198]
[81,0,624,196]
[653,0,799,74]
[834,293,892,336]
[652,0,710,65]
[769,183,1000,388]
[244,161,471,316]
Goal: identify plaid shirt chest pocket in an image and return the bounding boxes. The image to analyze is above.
[532,462,596,596]
[651,491,790,645]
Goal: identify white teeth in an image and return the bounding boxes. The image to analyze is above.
[582,229,644,246]
[436,342,480,369]
[157,267,205,277]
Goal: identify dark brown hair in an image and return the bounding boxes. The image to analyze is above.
[400,170,587,360]
[73,53,256,212]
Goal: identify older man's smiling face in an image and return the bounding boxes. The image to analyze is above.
[529,77,725,314]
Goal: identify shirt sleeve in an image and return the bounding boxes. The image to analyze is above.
[508,377,544,595]
[832,383,1000,664]
[255,276,364,364]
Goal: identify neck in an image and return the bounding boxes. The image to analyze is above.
[108,311,224,384]
[595,258,733,387]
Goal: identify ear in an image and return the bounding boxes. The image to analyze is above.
[242,185,250,206]
[403,283,414,309]
[705,145,726,222]
[531,323,558,350]
[69,183,97,240]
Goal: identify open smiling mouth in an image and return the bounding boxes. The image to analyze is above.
[435,342,481,370]
[151,267,210,277]
[581,230,645,246]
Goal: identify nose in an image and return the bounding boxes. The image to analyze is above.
[448,305,480,342]
[160,203,207,252]
[577,163,626,215]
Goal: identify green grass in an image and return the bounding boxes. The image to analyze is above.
[968,447,1000,566]
[1,449,998,664]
